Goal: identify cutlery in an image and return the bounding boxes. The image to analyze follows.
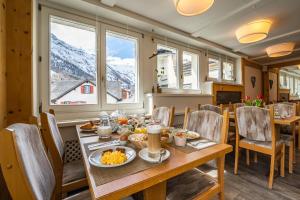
[158,149,167,163]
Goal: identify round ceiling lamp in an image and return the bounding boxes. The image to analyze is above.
[176,0,214,16]
[266,42,295,58]
[235,19,272,44]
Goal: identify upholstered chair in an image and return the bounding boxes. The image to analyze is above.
[234,106,285,189]
[167,109,229,199]
[198,104,223,114]
[152,106,175,127]
[274,103,296,173]
[40,112,87,194]
[227,103,246,143]
[0,123,90,200]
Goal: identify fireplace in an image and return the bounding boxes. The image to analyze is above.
[216,91,242,105]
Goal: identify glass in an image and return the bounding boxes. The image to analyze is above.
[182,51,199,89]
[49,16,97,105]
[106,31,138,104]
[223,61,234,81]
[157,44,178,88]
[208,57,220,79]
[147,125,162,158]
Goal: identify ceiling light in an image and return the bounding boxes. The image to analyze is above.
[298,65,300,70]
[266,42,295,58]
[176,0,214,16]
[235,19,272,44]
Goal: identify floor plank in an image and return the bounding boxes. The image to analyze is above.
[209,149,300,200]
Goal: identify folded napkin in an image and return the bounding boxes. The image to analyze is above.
[187,139,216,150]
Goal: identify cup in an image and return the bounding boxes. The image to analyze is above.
[97,126,112,139]
[146,125,162,158]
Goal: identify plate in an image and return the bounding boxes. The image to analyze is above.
[185,131,200,140]
[139,148,170,163]
[88,146,136,168]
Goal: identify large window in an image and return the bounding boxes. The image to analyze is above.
[49,16,97,105]
[106,31,138,104]
[157,44,178,89]
[182,51,199,89]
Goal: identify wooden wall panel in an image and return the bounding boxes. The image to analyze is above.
[6,0,32,124]
[0,0,7,129]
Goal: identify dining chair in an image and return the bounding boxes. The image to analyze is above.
[0,123,90,200]
[152,106,175,127]
[198,104,223,114]
[274,102,296,173]
[167,109,229,200]
[234,106,285,189]
[228,103,246,141]
[40,112,87,194]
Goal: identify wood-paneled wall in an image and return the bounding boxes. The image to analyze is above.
[6,0,32,124]
[0,0,7,129]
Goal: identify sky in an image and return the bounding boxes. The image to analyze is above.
[51,20,96,54]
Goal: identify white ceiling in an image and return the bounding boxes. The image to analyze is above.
[45,0,300,65]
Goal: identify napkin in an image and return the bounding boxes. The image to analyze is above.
[187,139,216,150]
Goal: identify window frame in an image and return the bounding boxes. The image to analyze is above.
[40,8,101,115]
[181,49,200,91]
[40,8,143,116]
[100,24,143,110]
[207,53,236,83]
[155,40,202,93]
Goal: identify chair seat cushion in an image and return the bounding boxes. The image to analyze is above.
[63,160,86,184]
[166,168,216,200]
[280,134,294,146]
[240,138,283,149]
[64,190,90,200]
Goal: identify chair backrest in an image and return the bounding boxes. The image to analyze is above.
[274,103,296,117]
[235,106,274,142]
[152,106,175,127]
[0,124,56,200]
[198,104,223,114]
[185,109,229,143]
[40,112,64,191]
[234,103,245,109]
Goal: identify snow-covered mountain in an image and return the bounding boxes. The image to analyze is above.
[50,33,135,90]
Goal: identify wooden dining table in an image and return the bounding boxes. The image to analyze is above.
[75,125,232,200]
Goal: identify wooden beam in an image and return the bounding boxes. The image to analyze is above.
[267,59,300,68]
[6,0,32,125]
[0,0,7,129]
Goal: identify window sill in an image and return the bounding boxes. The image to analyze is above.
[145,93,213,97]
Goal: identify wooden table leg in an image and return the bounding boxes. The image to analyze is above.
[143,181,166,200]
[217,156,225,200]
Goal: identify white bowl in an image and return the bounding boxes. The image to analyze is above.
[174,135,186,147]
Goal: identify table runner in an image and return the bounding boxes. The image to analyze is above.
[84,142,159,186]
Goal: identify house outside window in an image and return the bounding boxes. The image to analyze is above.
[156,44,179,89]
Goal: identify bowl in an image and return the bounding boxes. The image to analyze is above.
[128,134,148,149]
[174,135,186,147]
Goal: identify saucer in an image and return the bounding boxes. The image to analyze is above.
[138,148,170,163]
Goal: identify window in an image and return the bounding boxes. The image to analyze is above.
[222,61,234,81]
[106,31,138,104]
[49,16,97,105]
[157,44,178,89]
[182,51,199,89]
[208,56,220,80]
[81,85,94,94]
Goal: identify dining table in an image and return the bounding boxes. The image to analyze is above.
[75,125,233,200]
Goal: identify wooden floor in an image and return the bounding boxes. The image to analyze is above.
[209,149,300,200]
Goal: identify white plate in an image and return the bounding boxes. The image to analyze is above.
[186,131,200,140]
[138,148,170,163]
[88,146,136,168]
